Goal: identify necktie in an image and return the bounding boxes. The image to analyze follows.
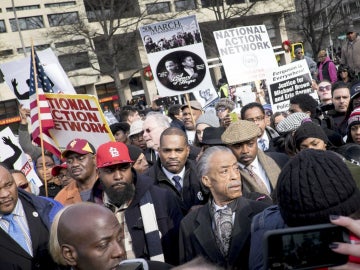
[2,214,31,254]
[172,175,182,193]
[258,138,267,151]
[245,165,269,195]
[214,206,233,257]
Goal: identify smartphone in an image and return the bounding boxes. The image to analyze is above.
[264,223,349,270]
[229,111,238,122]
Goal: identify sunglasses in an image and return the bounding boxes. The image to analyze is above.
[18,182,29,189]
[318,85,331,92]
[296,51,303,55]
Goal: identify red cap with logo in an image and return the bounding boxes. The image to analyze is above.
[96,142,133,168]
[51,162,67,177]
[61,139,96,159]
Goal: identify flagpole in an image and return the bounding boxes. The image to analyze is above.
[31,41,48,197]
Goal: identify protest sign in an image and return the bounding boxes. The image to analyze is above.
[0,48,76,109]
[213,25,278,85]
[45,93,115,151]
[0,127,42,188]
[139,15,214,98]
[266,59,318,113]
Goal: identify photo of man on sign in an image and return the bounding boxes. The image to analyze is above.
[156,50,206,91]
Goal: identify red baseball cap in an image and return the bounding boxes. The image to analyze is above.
[96,142,133,168]
[62,139,96,158]
[51,162,67,177]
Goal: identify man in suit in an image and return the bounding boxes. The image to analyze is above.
[0,163,63,269]
[178,146,268,269]
[221,120,281,197]
[145,127,208,214]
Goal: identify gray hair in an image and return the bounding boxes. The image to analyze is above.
[197,146,233,178]
[144,111,171,129]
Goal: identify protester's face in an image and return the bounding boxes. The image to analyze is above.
[0,166,18,215]
[98,163,134,207]
[347,32,357,42]
[143,118,165,150]
[114,130,127,143]
[202,150,241,206]
[295,50,303,59]
[128,111,140,124]
[317,82,332,102]
[228,138,258,166]
[12,172,31,193]
[182,107,202,130]
[182,56,195,68]
[58,168,73,187]
[132,153,149,174]
[66,153,96,182]
[352,95,360,109]
[243,107,266,136]
[196,123,210,142]
[216,106,229,120]
[340,69,349,80]
[299,138,327,151]
[332,88,350,113]
[36,155,55,183]
[351,125,360,144]
[129,132,147,151]
[159,135,190,174]
[273,114,286,129]
[71,211,125,270]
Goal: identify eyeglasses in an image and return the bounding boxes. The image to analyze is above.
[18,182,29,189]
[216,107,227,113]
[246,116,265,122]
[318,85,331,92]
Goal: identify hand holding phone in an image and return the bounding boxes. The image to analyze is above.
[264,223,349,270]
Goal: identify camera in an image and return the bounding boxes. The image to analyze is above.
[264,223,349,270]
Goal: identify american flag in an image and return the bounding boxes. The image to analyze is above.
[29,49,61,157]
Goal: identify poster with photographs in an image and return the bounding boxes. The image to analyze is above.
[139,15,215,98]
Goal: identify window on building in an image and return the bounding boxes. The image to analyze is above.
[45,1,76,8]
[48,12,79,27]
[0,49,13,57]
[175,0,196,11]
[96,82,117,99]
[55,39,86,48]
[58,52,91,71]
[146,2,170,14]
[6,5,40,12]
[0,99,18,120]
[9,16,44,31]
[17,44,50,54]
[0,20,6,33]
[84,1,140,22]
[74,86,87,94]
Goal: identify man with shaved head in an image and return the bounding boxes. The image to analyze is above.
[49,202,173,270]
[49,202,126,270]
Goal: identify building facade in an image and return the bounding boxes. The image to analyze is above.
[0,0,295,132]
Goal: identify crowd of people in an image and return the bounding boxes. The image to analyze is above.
[2,27,360,270]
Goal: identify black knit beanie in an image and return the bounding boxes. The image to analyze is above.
[276,149,360,227]
[294,122,328,150]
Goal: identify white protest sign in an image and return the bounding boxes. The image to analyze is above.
[213,25,278,85]
[139,15,215,97]
[0,127,42,188]
[266,59,318,113]
[45,93,115,151]
[0,48,76,109]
